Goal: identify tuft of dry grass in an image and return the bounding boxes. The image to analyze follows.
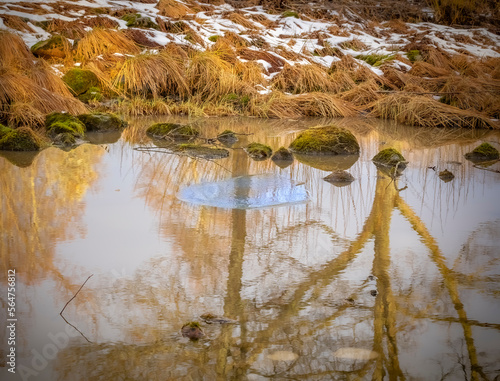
[113,50,189,98]
[340,79,382,106]
[272,63,336,94]
[187,50,248,101]
[0,31,34,70]
[75,28,140,61]
[250,92,359,118]
[369,93,498,129]
[112,97,172,116]
[1,15,35,33]
[408,61,451,77]
[157,0,192,19]
[29,60,73,97]
[340,38,368,51]
[227,12,259,30]
[238,49,285,73]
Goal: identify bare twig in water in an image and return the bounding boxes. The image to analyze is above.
[60,274,93,343]
[134,146,233,174]
[472,164,500,173]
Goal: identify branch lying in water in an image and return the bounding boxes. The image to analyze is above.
[60,274,94,343]
[134,146,233,174]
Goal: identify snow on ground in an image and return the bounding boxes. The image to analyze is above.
[0,0,498,73]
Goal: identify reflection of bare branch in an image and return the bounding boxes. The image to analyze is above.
[60,274,94,343]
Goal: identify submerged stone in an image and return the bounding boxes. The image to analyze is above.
[77,112,127,132]
[0,127,45,151]
[217,130,238,145]
[372,148,407,176]
[147,122,199,140]
[289,125,360,155]
[323,170,355,186]
[464,142,499,163]
[181,321,204,340]
[438,169,455,182]
[245,142,272,160]
[271,147,293,162]
[200,313,237,324]
[178,174,309,209]
[176,143,229,159]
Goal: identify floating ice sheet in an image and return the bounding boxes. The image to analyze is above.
[178,174,309,209]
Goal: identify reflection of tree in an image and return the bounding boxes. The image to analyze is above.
[0,145,104,284]
[51,119,499,380]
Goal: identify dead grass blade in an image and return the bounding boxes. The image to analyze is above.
[0,31,34,70]
[272,63,336,94]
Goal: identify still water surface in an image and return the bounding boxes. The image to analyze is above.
[1,117,500,380]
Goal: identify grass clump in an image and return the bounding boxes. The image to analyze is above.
[0,127,45,151]
[464,142,500,162]
[289,125,360,155]
[75,28,140,61]
[147,122,199,140]
[282,11,299,18]
[45,112,86,137]
[406,50,422,62]
[208,35,219,42]
[245,142,272,160]
[77,112,127,131]
[272,64,336,94]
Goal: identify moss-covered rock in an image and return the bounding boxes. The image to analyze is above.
[217,130,238,144]
[372,148,407,169]
[45,112,86,137]
[181,321,204,340]
[77,112,127,132]
[30,35,69,59]
[245,142,272,160]
[176,143,229,159]
[0,127,45,151]
[146,122,199,140]
[0,123,11,138]
[464,142,499,162]
[52,132,77,148]
[62,68,100,96]
[78,86,103,103]
[289,125,360,155]
[122,13,158,29]
[323,170,355,187]
[438,169,455,182]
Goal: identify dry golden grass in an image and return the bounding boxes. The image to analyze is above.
[234,61,266,86]
[408,61,451,77]
[340,79,381,106]
[272,63,336,94]
[227,12,259,30]
[187,50,247,101]
[369,94,498,129]
[219,31,250,49]
[1,15,35,33]
[157,0,192,18]
[114,50,189,98]
[340,38,368,51]
[75,28,140,61]
[4,102,46,128]
[0,31,34,70]
[250,92,359,118]
[29,60,73,97]
[440,76,500,118]
[112,97,172,116]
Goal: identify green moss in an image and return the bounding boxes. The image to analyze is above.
[406,50,421,62]
[63,68,100,96]
[0,127,44,151]
[282,10,299,18]
[0,123,12,138]
[78,86,103,103]
[121,13,158,29]
[147,123,199,140]
[356,53,395,66]
[464,142,500,162]
[77,112,126,131]
[246,142,272,160]
[208,35,219,42]
[372,148,407,168]
[289,125,360,155]
[45,112,86,137]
